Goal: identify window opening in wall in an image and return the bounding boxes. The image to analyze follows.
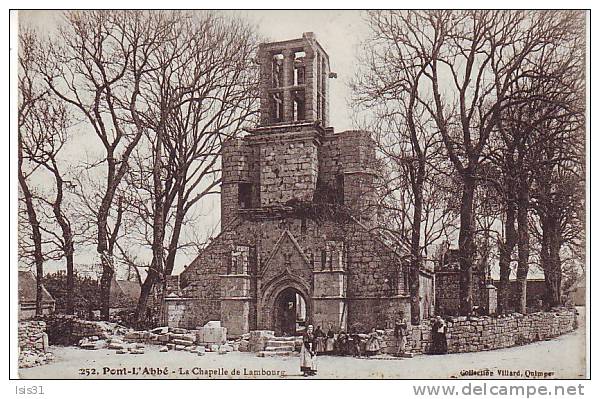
[293,51,306,86]
[324,241,345,271]
[317,92,322,120]
[231,245,250,275]
[316,53,321,92]
[238,183,252,209]
[321,57,327,94]
[292,90,305,121]
[389,269,399,296]
[227,258,233,275]
[335,173,344,205]
[272,53,284,88]
[317,55,327,123]
[271,91,283,123]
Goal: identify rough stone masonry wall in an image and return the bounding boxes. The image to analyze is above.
[177,229,240,329]
[320,131,377,220]
[435,270,484,315]
[18,320,53,368]
[164,298,206,329]
[260,138,319,206]
[381,308,577,355]
[19,320,48,353]
[221,139,251,227]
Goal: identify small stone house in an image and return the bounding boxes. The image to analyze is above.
[18,270,56,320]
[109,277,141,311]
[165,33,434,336]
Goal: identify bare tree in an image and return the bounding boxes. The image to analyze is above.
[20,39,77,315]
[19,27,78,315]
[39,11,179,319]
[122,12,259,325]
[354,10,583,315]
[18,29,46,316]
[489,12,585,311]
[352,15,456,323]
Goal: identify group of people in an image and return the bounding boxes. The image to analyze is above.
[313,325,389,356]
[299,314,449,376]
[300,324,386,377]
[299,315,413,377]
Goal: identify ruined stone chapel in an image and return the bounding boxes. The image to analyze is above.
[165,33,435,336]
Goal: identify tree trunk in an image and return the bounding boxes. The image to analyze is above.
[97,167,120,320]
[515,175,529,314]
[65,246,75,314]
[51,171,76,315]
[549,228,562,306]
[135,265,159,328]
[99,258,114,321]
[164,211,184,276]
[458,171,476,315]
[135,125,165,325]
[498,199,517,314]
[498,165,518,314]
[542,213,562,307]
[18,134,45,317]
[408,164,424,325]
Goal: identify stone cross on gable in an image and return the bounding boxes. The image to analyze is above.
[279,220,291,230]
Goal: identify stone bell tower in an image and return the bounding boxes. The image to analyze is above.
[258,31,330,127]
[220,32,336,228]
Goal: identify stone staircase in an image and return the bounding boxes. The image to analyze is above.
[257,336,300,357]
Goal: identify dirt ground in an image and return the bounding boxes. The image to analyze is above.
[19,308,587,380]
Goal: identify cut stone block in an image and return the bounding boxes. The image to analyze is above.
[151,327,170,335]
[172,339,194,346]
[196,326,227,344]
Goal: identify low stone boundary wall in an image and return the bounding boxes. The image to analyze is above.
[382,307,578,355]
[18,320,52,368]
[19,320,48,352]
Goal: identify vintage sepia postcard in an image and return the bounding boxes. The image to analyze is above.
[12,9,588,383]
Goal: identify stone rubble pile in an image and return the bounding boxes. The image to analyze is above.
[71,320,237,356]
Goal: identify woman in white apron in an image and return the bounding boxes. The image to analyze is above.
[300,325,317,377]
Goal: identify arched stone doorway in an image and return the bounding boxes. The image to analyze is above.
[273,287,307,336]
